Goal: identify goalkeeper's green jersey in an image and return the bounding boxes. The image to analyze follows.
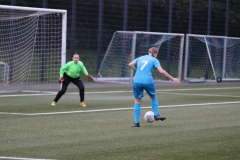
[60,61,88,78]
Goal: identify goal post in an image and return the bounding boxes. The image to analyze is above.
[0,5,67,93]
[96,31,184,84]
[184,34,240,83]
[0,62,9,85]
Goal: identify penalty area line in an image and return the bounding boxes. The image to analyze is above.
[0,101,240,116]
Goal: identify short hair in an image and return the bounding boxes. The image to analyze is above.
[73,53,79,57]
[148,47,158,54]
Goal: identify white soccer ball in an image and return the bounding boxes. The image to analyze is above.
[144,111,155,123]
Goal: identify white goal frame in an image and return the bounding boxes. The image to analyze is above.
[0,61,9,85]
[96,31,184,84]
[184,34,240,83]
[0,5,67,93]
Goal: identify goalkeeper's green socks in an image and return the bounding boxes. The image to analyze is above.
[134,103,141,123]
[151,97,159,116]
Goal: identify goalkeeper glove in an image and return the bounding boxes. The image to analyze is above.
[87,74,94,80]
[59,77,64,83]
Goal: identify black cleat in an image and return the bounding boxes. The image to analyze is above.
[154,115,166,121]
[131,123,140,127]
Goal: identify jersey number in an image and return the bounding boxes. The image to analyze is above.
[140,60,148,70]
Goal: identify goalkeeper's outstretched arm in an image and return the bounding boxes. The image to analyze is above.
[87,74,94,80]
[80,63,94,81]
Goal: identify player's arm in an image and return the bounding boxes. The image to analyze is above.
[81,64,94,80]
[58,63,69,83]
[59,63,69,77]
[128,60,137,71]
[156,66,181,83]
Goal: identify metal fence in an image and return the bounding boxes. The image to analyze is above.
[0,0,239,73]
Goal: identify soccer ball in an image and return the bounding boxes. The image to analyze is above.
[144,111,155,123]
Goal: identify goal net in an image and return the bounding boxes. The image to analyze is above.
[96,31,184,84]
[0,5,67,93]
[184,34,240,83]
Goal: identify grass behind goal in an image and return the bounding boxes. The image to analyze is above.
[0,82,240,160]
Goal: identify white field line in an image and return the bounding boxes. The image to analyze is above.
[0,101,240,116]
[0,86,240,98]
[0,156,55,160]
[161,92,240,98]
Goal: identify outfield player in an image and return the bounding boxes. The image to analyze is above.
[128,47,180,127]
[51,53,94,107]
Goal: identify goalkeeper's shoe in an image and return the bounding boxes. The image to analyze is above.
[51,101,56,106]
[80,102,86,107]
[154,115,166,121]
[131,123,140,127]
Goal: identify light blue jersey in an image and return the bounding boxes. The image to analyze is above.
[133,55,160,84]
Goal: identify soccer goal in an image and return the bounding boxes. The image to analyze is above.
[184,34,240,83]
[96,31,184,84]
[0,5,67,93]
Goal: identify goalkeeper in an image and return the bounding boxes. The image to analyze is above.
[51,53,94,107]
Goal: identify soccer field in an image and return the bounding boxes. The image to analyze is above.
[0,82,240,160]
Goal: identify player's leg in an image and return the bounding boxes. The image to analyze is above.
[145,84,166,121]
[144,84,158,115]
[132,98,141,127]
[151,96,159,115]
[51,73,71,106]
[131,83,143,127]
[72,77,86,107]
